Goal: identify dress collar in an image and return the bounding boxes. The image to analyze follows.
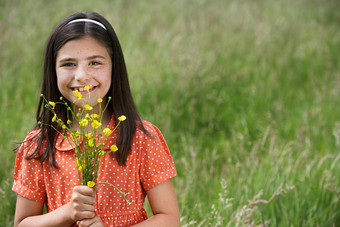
[55,115,118,151]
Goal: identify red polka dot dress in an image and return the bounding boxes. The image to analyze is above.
[12,118,177,226]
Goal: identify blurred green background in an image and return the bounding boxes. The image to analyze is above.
[1,0,339,226]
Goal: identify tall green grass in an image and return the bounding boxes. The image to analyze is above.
[1,0,339,226]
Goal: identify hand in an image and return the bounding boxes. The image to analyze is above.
[77,216,105,227]
[68,186,96,222]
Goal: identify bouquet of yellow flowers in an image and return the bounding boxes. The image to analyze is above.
[40,86,131,205]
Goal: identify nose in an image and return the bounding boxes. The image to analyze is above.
[74,64,90,83]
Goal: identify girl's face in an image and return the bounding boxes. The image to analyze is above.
[56,36,112,111]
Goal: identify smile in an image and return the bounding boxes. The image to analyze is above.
[73,86,97,93]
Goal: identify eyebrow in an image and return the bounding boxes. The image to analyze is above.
[58,55,106,63]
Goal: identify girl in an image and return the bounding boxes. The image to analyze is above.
[13,12,180,227]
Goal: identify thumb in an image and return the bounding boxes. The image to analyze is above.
[93,184,100,192]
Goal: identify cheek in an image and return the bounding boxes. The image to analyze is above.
[56,72,71,92]
[56,80,64,94]
[103,72,112,91]
[93,68,111,86]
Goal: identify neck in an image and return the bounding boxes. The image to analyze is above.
[71,105,112,131]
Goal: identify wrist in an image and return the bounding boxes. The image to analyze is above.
[58,203,76,225]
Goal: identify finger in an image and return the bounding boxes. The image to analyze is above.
[72,195,96,205]
[78,219,94,227]
[93,185,100,192]
[73,186,96,197]
[72,210,95,222]
[73,203,96,212]
[72,193,96,206]
[78,216,101,227]
[72,187,96,206]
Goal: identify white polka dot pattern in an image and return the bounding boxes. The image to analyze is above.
[12,118,177,226]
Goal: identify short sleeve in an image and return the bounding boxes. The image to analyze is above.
[139,122,177,191]
[12,130,46,202]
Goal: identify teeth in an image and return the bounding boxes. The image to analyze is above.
[74,86,95,92]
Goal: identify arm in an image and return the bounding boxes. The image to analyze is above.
[131,179,180,227]
[14,186,96,227]
[78,179,180,227]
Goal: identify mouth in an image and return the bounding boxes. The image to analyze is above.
[73,86,97,94]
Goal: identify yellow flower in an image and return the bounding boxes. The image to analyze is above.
[84,104,93,111]
[76,160,80,166]
[88,139,94,147]
[87,181,96,188]
[85,132,93,138]
[79,119,88,127]
[91,114,98,119]
[62,124,66,129]
[100,150,105,156]
[52,114,57,122]
[110,145,118,152]
[97,98,103,103]
[78,166,82,171]
[49,101,56,109]
[73,90,82,100]
[85,113,91,120]
[91,120,101,129]
[118,115,126,121]
[84,85,90,91]
[103,128,112,137]
[72,131,81,140]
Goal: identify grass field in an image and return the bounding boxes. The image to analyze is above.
[1,0,339,226]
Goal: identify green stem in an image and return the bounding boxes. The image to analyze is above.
[96,182,132,205]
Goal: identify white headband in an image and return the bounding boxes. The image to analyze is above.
[67,18,107,30]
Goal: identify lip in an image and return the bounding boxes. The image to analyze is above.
[72,86,97,94]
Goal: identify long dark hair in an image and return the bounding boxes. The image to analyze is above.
[19,12,148,167]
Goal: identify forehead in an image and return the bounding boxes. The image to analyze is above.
[56,36,110,59]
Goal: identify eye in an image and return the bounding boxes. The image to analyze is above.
[90,61,101,66]
[62,62,76,67]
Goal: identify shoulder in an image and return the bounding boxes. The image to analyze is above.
[23,129,41,142]
[139,120,157,131]
[136,120,164,138]
[134,120,170,151]
[17,129,42,155]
